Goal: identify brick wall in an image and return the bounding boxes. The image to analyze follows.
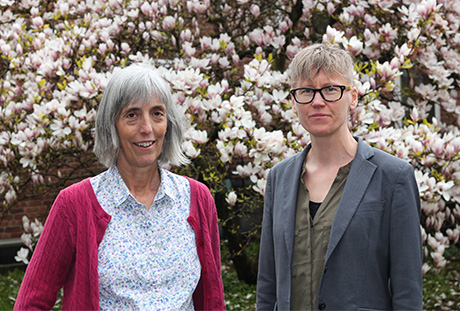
[0,153,104,241]
[0,190,56,240]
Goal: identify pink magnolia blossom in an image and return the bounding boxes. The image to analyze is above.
[363,14,378,27]
[416,0,442,20]
[183,42,196,57]
[250,4,260,17]
[200,36,212,50]
[162,15,176,31]
[140,2,152,15]
[279,20,289,32]
[31,16,44,29]
[343,36,363,56]
[119,42,130,54]
[323,25,344,44]
[218,57,230,69]
[182,140,201,158]
[249,29,264,46]
[234,142,248,157]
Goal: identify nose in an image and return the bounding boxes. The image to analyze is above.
[310,91,326,107]
[139,115,154,134]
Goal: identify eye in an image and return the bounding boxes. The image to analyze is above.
[126,112,137,118]
[323,86,339,94]
[298,88,313,95]
[152,110,165,117]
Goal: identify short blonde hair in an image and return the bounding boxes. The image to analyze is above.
[288,43,354,87]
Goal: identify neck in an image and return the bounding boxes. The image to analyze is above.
[116,162,161,196]
[308,133,357,166]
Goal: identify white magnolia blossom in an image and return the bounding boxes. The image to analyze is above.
[15,247,30,265]
[226,191,237,206]
[2,0,459,274]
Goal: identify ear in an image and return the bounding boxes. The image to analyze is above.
[349,87,358,110]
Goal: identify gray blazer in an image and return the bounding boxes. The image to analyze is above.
[256,138,423,311]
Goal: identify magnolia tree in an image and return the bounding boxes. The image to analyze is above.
[1,0,459,283]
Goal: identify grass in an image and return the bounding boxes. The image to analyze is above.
[1,248,459,310]
[422,246,460,310]
[0,268,23,310]
[222,263,256,310]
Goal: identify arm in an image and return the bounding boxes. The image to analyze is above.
[204,188,225,310]
[256,172,277,310]
[188,178,225,311]
[389,164,423,310]
[14,193,75,310]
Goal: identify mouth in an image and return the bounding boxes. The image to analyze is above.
[134,141,155,148]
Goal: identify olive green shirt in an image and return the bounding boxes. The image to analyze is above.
[290,160,352,311]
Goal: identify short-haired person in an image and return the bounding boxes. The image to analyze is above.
[15,63,225,310]
[256,43,422,310]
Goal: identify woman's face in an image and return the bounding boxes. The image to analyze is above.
[292,70,357,139]
[115,98,167,170]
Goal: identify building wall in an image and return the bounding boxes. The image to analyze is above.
[0,190,55,240]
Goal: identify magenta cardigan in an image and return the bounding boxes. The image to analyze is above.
[14,177,225,310]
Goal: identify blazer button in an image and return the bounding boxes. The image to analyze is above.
[319,303,326,310]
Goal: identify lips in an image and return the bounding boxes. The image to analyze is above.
[134,141,155,147]
[310,113,329,118]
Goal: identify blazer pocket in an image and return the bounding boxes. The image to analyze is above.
[358,308,390,311]
[355,200,385,213]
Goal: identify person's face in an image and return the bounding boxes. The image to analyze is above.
[115,98,167,170]
[291,70,357,139]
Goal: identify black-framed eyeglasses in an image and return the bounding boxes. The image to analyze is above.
[290,85,353,104]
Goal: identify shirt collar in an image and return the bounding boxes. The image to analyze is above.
[107,166,132,206]
[108,165,178,206]
[157,167,179,204]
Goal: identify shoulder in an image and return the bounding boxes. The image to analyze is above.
[184,176,212,198]
[184,177,216,221]
[55,178,109,220]
[357,138,414,176]
[57,178,94,201]
[268,149,306,179]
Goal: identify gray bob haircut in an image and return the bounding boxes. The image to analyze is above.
[94,63,190,168]
[288,43,354,87]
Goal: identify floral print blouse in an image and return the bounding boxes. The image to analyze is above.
[90,166,201,310]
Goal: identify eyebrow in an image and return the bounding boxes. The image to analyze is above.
[122,102,166,113]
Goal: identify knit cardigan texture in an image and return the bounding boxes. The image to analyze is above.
[14,177,225,310]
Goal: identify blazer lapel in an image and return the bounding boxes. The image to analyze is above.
[325,139,377,262]
[283,146,310,260]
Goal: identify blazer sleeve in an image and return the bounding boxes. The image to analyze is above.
[14,192,75,310]
[389,163,423,309]
[256,171,277,310]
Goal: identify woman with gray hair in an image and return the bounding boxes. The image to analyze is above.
[15,64,225,311]
[256,43,422,310]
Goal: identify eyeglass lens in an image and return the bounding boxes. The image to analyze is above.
[294,86,343,103]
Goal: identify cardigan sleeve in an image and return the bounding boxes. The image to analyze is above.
[204,186,225,309]
[14,191,75,310]
[187,177,225,311]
